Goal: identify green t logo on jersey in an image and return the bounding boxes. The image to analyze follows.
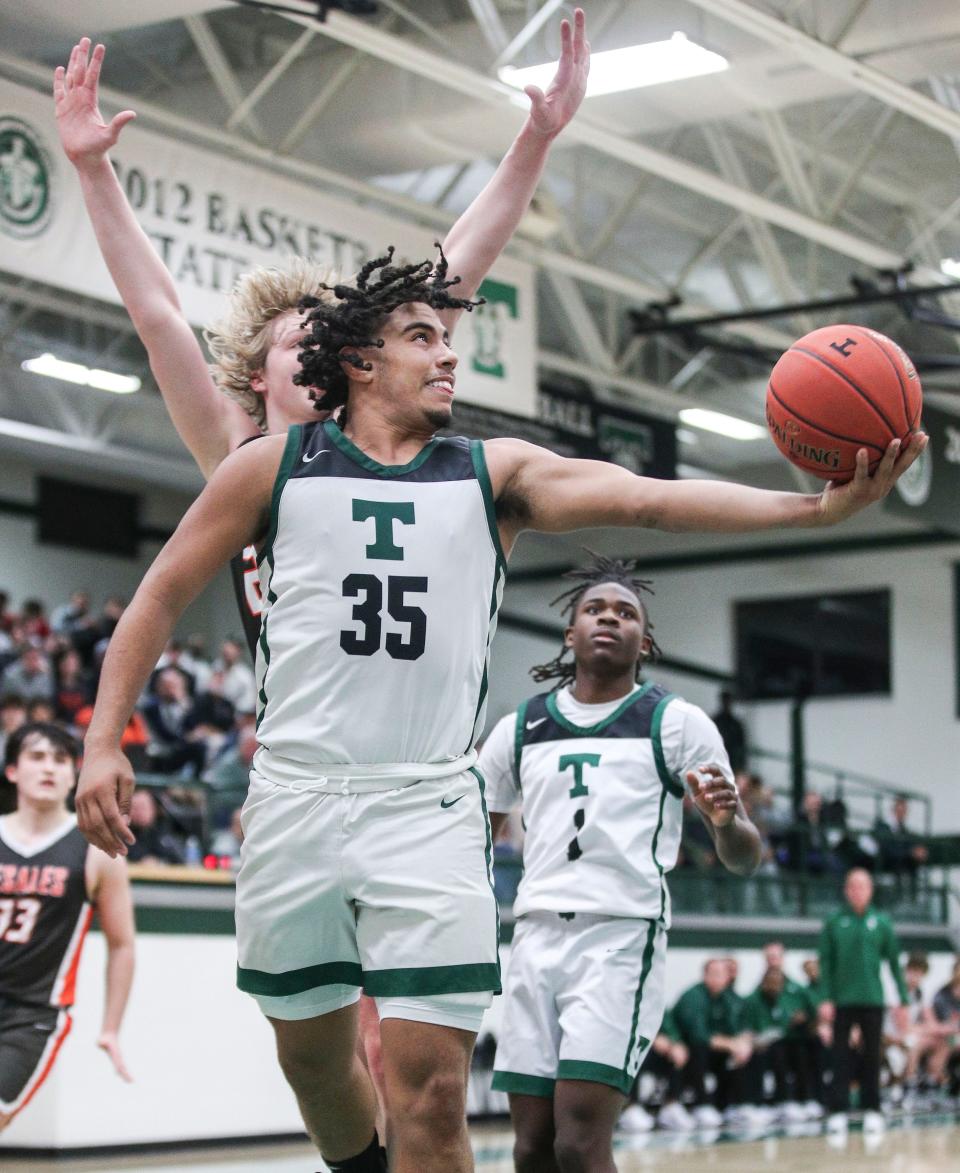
[353,499,415,560]
[559,753,601,798]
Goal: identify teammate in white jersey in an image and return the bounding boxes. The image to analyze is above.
[479,554,759,1172]
[75,250,923,1173]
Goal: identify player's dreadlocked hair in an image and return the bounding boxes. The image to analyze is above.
[530,551,662,690]
[294,244,482,413]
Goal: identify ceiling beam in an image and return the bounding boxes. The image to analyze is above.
[493,0,566,70]
[464,0,509,56]
[684,0,960,142]
[184,14,264,140]
[283,6,937,276]
[226,25,316,130]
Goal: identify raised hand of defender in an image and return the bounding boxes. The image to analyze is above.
[524,8,590,140]
[54,38,136,169]
[818,432,928,524]
[686,764,738,828]
[76,748,136,859]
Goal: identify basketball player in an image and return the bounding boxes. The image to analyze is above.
[54,15,589,1126]
[477,555,759,1172]
[74,254,924,1173]
[0,723,134,1131]
[54,12,591,658]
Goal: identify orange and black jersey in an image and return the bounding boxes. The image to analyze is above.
[0,818,92,1008]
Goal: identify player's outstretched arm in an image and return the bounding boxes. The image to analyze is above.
[86,850,135,1081]
[485,433,927,547]
[77,436,284,857]
[54,39,257,477]
[437,9,589,330]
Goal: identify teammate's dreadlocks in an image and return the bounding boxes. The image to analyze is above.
[531,551,661,690]
[295,244,482,413]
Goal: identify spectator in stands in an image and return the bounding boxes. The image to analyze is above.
[125,788,186,866]
[926,959,960,1094]
[73,704,149,769]
[1,647,54,703]
[50,589,95,642]
[0,591,13,633]
[53,647,94,726]
[874,795,928,880]
[711,690,747,773]
[742,967,820,1122]
[180,633,212,694]
[203,721,258,791]
[141,667,207,776]
[819,868,909,1135]
[210,806,244,868]
[19,599,50,645]
[26,698,55,725]
[776,791,843,876]
[152,640,197,696]
[0,695,26,761]
[213,637,256,715]
[184,669,235,748]
[672,958,757,1127]
[885,953,938,1103]
[87,596,126,670]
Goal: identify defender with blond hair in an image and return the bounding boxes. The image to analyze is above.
[54,14,591,664]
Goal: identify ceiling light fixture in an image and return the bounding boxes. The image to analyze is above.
[21,354,141,395]
[678,408,766,441]
[499,32,728,99]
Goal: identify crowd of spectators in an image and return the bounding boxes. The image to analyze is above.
[614,939,960,1136]
[0,586,251,868]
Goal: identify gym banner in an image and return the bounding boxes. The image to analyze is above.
[444,384,677,478]
[884,403,960,535]
[0,77,536,416]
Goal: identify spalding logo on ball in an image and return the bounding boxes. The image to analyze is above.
[766,325,922,482]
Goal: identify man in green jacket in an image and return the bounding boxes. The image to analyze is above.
[818,868,909,1135]
[742,968,819,1121]
[672,959,756,1127]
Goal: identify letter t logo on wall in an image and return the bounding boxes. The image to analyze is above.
[471,278,519,379]
[353,499,415,560]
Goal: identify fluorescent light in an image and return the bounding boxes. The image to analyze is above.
[941,258,960,279]
[676,428,699,445]
[678,408,766,441]
[499,32,728,99]
[21,353,141,394]
[86,369,142,394]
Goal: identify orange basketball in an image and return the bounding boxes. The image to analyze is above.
[765,325,922,481]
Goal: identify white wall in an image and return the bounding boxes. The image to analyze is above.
[0,931,303,1150]
[489,538,960,830]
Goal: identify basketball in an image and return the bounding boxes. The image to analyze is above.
[765,325,922,481]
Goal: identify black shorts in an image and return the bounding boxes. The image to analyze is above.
[0,996,72,1115]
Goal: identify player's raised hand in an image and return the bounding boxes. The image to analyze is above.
[817,432,928,524]
[686,764,738,828]
[97,1030,133,1082]
[54,38,136,170]
[524,8,589,140]
[76,748,136,858]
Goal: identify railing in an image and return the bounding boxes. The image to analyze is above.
[490,852,951,926]
[749,744,933,834]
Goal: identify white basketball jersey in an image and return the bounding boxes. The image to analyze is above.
[254,420,505,776]
[481,685,731,924]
